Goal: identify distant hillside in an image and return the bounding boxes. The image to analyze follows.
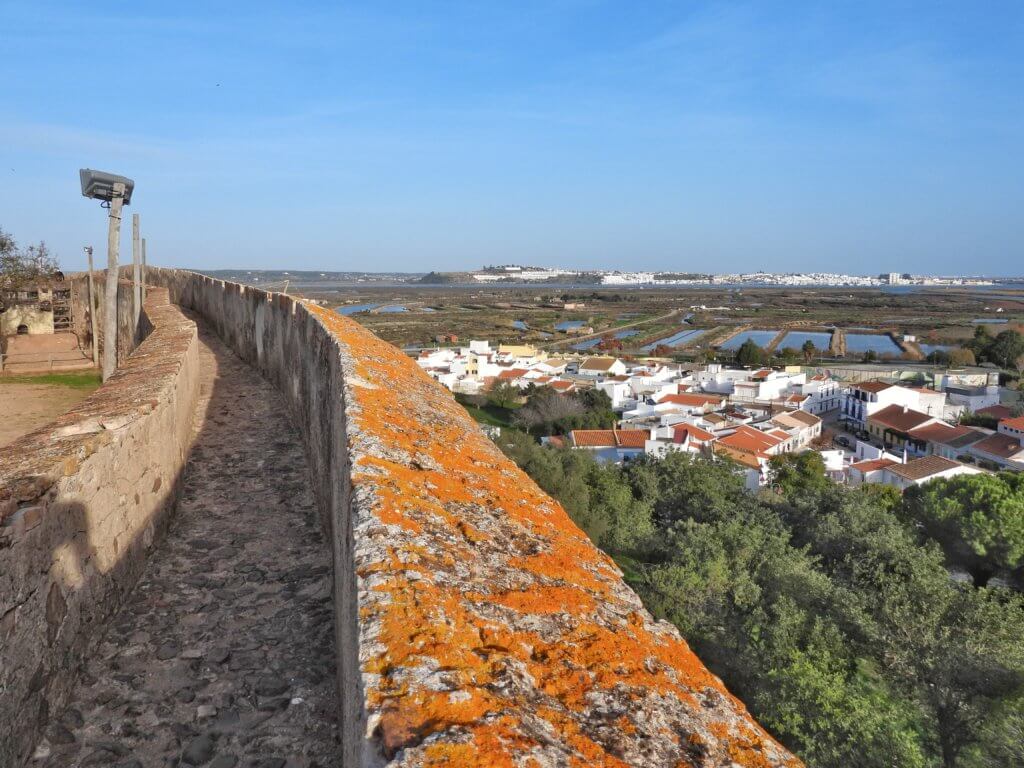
[416,271,474,284]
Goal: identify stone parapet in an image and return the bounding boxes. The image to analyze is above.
[144,268,799,768]
[0,288,200,767]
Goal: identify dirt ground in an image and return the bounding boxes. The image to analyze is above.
[0,383,94,448]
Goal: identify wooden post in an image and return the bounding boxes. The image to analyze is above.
[132,213,141,322]
[102,182,125,382]
[141,237,147,302]
[86,246,99,366]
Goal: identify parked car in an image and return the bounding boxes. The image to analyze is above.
[834,435,852,448]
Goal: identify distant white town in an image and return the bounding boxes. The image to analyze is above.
[471,265,996,287]
[417,340,1022,492]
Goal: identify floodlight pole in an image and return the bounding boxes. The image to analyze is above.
[102,182,125,382]
[132,213,141,322]
[85,246,99,366]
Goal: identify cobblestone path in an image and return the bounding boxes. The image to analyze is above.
[36,323,340,768]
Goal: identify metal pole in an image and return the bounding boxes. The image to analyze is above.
[141,237,147,302]
[132,212,141,322]
[85,246,99,366]
[102,182,125,382]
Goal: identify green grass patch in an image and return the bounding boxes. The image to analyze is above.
[0,370,102,390]
[454,394,517,428]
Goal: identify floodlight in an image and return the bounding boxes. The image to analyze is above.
[79,169,134,205]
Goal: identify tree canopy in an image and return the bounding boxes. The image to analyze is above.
[495,432,1024,768]
[0,226,59,293]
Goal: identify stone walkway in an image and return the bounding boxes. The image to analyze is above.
[35,323,340,768]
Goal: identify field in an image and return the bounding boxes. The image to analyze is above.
[294,281,1024,364]
[0,370,101,447]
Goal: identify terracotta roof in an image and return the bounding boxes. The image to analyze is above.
[703,413,728,425]
[977,404,1012,420]
[907,422,981,447]
[885,455,963,481]
[855,380,894,393]
[786,409,820,427]
[851,458,898,473]
[497,368,530,380]
[772,410,820,430]
[549,380,574,392]
[672,424,716,443]
[1001,416,1024,431]
[570,429,649,448]
[718,426,784,454]
[868,404,936,433]
[579,357,619,371]
[656,393,726,408]
[714,444,766,469]
[972,433,1024,460]
[778,394,809,403]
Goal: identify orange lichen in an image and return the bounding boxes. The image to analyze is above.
[305,303,800,768]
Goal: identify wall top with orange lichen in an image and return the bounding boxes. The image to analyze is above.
[145,268,801,768]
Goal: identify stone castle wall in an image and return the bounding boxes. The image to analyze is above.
[0,288,200,766]
[144,268,800,768]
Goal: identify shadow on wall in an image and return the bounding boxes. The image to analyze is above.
[0,293,198,767]
[13,322,340,765]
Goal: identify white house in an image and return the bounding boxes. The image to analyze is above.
[879,455,983,490]
[577,357,627,378]
[568,428,650,463]
[842,381,949,430]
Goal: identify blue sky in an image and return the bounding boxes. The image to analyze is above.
[2,1,1022,275]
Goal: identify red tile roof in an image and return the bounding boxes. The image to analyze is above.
[714,444,767,468]
[977,404,1012,420]
[855,380,894,393]
[851,458,899,473]
[885,455,963,481]
[570,429,649,448]
[913,423,983,448]
[868,404,936,433]
[549,380,575,392]
[579,357,620,371]
[782,409,821,427]
[656,393,726,408]
[1001,416,1024,431]
[972,433,1024,460]
[672,424,716,443]
[497,368,530,380]
[718,425,784,454]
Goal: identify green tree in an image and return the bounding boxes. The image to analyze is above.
[801,339,817,363]
[736,338,766,367]
[768,452,832,498]
[488,381,522,409]
[0,227,59,293]
[987,330,1024,370]
[904,473,1024,586]
[949,347,977,367]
